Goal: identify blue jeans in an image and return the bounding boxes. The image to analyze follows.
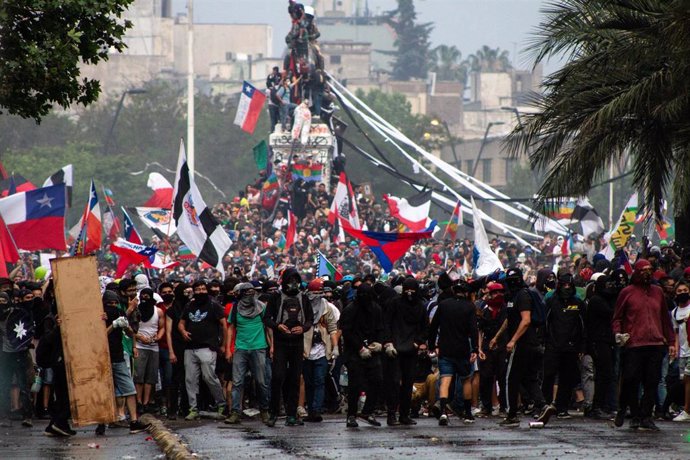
[303,356,328,415]
[159,348,173,388]
[231,349,269,412]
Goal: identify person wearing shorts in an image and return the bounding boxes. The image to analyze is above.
[101,290,151,435]
[133,289,164,414]
[429,279,478,426]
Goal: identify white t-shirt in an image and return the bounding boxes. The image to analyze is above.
[673,304,690,358]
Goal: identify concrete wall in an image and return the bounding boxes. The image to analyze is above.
[320,41,371,80]
[470,72,512,109]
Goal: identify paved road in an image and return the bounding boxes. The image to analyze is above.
[0,421,162,459]
[170,414,690,459]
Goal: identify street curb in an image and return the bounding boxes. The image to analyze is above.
[140,414,195,460]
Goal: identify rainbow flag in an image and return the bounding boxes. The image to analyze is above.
[544,199,576,220]
[292,163,323,182]
[262,173,279,192]
[443,200,462,240]
[178,244,195,260]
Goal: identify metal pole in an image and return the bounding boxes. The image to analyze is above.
[471,123,493,178]
[187,0,195,175]
[443,121,460,167]
[103,92,127,155]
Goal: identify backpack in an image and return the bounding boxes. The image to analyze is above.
[526,288,547,327]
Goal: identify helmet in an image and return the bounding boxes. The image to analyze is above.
[307,278,324,292]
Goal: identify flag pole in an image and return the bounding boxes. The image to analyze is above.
[186,0,195,176]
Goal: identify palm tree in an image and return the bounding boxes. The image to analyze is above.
[431,45,468,85]
[468,45,512,72]
[506,0,690,245]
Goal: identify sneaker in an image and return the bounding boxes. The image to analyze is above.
[224,411,241,425]
[639,418,660,432]
[387,413,400,426]
[285,416,303,426]
[304,413,323,422]
[430,401,442,419]
[217,404,227,417]
[95,424,106,436]
[346,416,359,428]
[21,419,33,428]
[37,409,50,420]
[477,408,492,418]
[557,411,572,419]
[439,414,449,426]
[463,413,475,424]
[471,407,481,416]
[536,405,557,425]
[266,414,277,427]
[630,417,641,430]
[360,414,381,426]
[44,423,69,437]
[260,410,270,424]
[673,410,690,422]
[399,416,417,425]
[109,419,130,429]
[185,409,200,421]
[129,420,150,434]
[591,409,614,421]
[54,421,76,436]
[167,413,177,421]
[614,410,626,427]
[297,406,308,418]
[499,416,520,427]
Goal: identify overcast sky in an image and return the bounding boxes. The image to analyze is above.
[172,0,554,71]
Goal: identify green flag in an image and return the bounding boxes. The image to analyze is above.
[253,140,268,171]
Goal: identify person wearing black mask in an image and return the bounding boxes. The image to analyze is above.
[157,282,175,418]
[586,273,620,420]
[178,281,228,421]
[541,273,586,421]
[133,288,164,414]
[340,283,385,428]
[165,283,190,419]
[477,282,508,417]
[382,278,428,426]
[265,268,313,427]
[0,290,35,428]
[491,267,549,427]
[429,279,478,426]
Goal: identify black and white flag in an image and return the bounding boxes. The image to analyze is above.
[43,164,73,206]
[172,140,232,279]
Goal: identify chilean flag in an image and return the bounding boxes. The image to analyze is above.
[383,190,432,232]
[342,220,435,272]
[143,172,173,208]
[0,183,67,251]
[116,209,144,276]
[111,238,157,265]
[73,180,102,255]
[233,81,266,135]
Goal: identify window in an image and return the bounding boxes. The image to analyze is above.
[482,159,492,183]
[466,160,474,175]
[505,158,517,182]
[330,55,342,65]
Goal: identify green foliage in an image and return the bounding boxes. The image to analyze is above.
[384,0,433,81]
[430,45,469,85]
[506,0,690,229]
[468,45,512,72]
[0,80,265,225]
[0,1,134,122]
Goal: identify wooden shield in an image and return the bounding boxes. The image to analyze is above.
[51,256,117,427]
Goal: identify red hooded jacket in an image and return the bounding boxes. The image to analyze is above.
[611,259,675,348]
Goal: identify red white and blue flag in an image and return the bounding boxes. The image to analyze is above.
[0,183,66,251]
[234,81,266,135]
[111,238,158,266]
[72,180,102,255]
[342,220,435,273]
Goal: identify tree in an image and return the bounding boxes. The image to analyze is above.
[506,0,690,245]
[0,1,134,122]
[468,45,512,72]
[430,45,469,85]
[384,0,433,81]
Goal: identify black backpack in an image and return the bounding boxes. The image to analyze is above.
[526,288,547,327]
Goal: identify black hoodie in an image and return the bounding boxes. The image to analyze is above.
[340,284,384,359]
[266,268,313,343]
[384,279,427,353]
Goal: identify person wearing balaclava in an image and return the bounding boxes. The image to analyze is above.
[225,283,270,426]
[428,278,478,426]
[491,267,548,427]
[133,288,165,414]
[339,283,384,428]
[0,290,35,427]
[541,273,586,421]
[301,278,339,423]
[477,282,508,417]
[166,283,191,419]
[586,273,621,420]
[265,268,313,427]
[382,277,428,426]
[612,259,676,431]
